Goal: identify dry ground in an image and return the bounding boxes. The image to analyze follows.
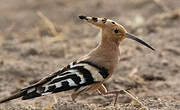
[0,0,180,110]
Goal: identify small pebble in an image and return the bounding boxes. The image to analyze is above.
[161,59,169,66]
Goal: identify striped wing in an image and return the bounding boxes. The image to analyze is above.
[22,61,109,99]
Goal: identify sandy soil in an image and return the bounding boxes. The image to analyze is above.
[0,0,180,110]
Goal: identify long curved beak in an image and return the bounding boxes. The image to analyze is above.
[125,33,155,51]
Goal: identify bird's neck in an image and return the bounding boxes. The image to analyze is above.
[86,33,120,73]
[99,35,120,51]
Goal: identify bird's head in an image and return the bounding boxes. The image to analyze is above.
[79,15,155,51]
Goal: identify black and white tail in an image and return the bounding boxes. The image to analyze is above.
[0,90,26,103]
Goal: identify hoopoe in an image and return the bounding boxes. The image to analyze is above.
[0,15,155,108]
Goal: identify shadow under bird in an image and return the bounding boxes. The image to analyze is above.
[0,15,155,108]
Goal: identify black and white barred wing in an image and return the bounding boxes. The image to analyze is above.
[22,61,109,100]
[0,61,109,103]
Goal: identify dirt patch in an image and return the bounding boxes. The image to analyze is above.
[0,0,180,110]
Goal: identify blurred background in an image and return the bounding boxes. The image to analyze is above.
[0,0,180,110]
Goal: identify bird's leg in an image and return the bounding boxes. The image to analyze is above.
[97,84,125,106]
[104,90,125,106]
[98,84,148,109]
[71,92,80,102]
[43,94,57,110]
[71,87,89,102]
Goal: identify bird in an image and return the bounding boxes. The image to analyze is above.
[0,15,155,109]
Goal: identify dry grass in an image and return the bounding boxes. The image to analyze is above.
[33,11,67,55]
[37,11,60,37]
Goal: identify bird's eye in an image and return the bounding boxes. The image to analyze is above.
[114,29,119,34]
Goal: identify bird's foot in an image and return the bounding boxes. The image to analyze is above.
[104,90,126,106]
